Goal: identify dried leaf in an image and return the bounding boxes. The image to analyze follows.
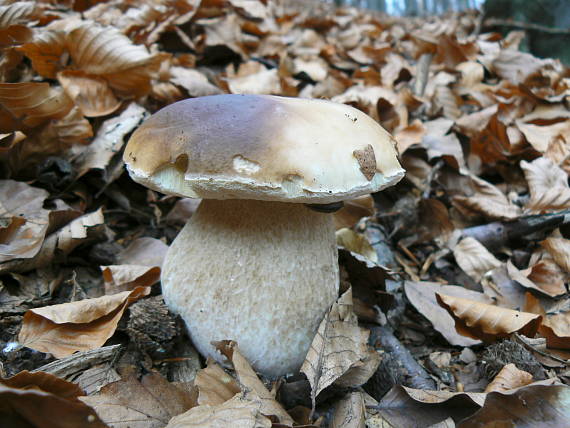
[0,82,74,131]
[0,1,38,29]
[195,359,241,406]
[521,157,570,211]
[507,260,567,298]
[0,180,49,262]
[72,103,147,177]
[435,293,542,342]
[58,71,121,117]
[453,175,522,221]
[18,286,150,357]
[81,370,196,428]
[460,384,570,427]
[370,385,484,427]
[404,281,489,346]
[484,363,533,393]
[453,237,501,282]
[170,66,223,97]
[165,393,271,428]
[301,288,375,403]
[331,391,365,428]
[215,341,293,426]
[542,237,570,274]
[0,370,107,428]
[66,22,164,96]
[0,208,105,273]
[18,29,66,78]
[336,228,378,263]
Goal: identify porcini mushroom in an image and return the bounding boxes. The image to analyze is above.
[123,94,404,377]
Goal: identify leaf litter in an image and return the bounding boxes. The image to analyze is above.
[0,0,570,427]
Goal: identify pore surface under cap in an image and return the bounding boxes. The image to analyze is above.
[124,94,404,204]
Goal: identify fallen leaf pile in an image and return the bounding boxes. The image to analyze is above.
[1,0,570,426]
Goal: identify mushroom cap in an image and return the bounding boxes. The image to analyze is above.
[124,94,405,203]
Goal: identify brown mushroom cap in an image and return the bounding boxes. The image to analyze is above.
[124,94,404,204]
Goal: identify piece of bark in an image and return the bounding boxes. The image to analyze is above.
[32,344,122,379]
[168,340,202,385]
[364,325,436,400]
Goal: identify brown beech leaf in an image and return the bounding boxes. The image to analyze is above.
[18,286,150,357]
[506,260,566,298]
[215,341,294,426]
[81,370,196,428]
[369,385,484,427]
[516,120,570,154]
[0,208,105,274]
[394,119,426,153]
[65,23,165,96]
[540,312,570,350]
[331,391,366,428]
[170,66,223,97]
[0,370,107,428]
[404,281,490,346]
[301,288,376,404]
[453,237,501,283]
[0,1,38,29]
[453,175,522,221]
[541,237,570,274]
[460,384,570,428]
[521,157,570,212]
[0,82,74,131]
[72,103,147,178]
[18,29,66,78]
[165,393,271,428]
[195,359,241,406]
[484,363,533,393]
[336,228,378,263]
[0,180,49,262]
[435,293,542,342]
[58,71,121,117]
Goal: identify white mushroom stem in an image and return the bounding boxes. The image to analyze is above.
[161,199,339,377]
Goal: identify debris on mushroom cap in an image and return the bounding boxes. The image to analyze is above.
[123,94,405,204]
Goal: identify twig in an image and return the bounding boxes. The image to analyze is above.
[483,18,570,35]
[413,53,432,97]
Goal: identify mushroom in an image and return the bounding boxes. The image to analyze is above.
[123,94,404,377]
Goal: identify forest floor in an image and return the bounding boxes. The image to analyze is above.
[1,0,570,427]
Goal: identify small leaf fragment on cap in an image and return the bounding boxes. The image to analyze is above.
[353,144,376,181]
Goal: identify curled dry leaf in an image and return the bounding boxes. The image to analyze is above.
[369,385,485,427]
[521,157,570,212]
[541,237,570,274]
[165,393,271,428]
[195,359,241,406]
[0,370,107,428]
[460,384,570,428]
[336,228,378,263]
[102,237,168,293]
[215,341,294,426]
[404,281,490,346]
[0,1,38,29]
[0,180,49,262]
[0,208,105,274]
[331,391,366,428]
[66,23,165,96]
[435,293,542,343]
[453,175,521,221]
[81,370,196,428]
[506,260,566,298]
[58,71,121,117]
[170,66,223,97]
[0,82,73,131]
[18,286,150,357]
[301,288,376,404]
[484,363,533,393]
[72,103,147,178]
[18,29,66,78]
[453,237,501,283]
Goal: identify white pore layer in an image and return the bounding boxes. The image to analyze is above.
[161,199,339,377]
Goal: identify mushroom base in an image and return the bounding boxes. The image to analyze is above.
[161,199,339,377]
